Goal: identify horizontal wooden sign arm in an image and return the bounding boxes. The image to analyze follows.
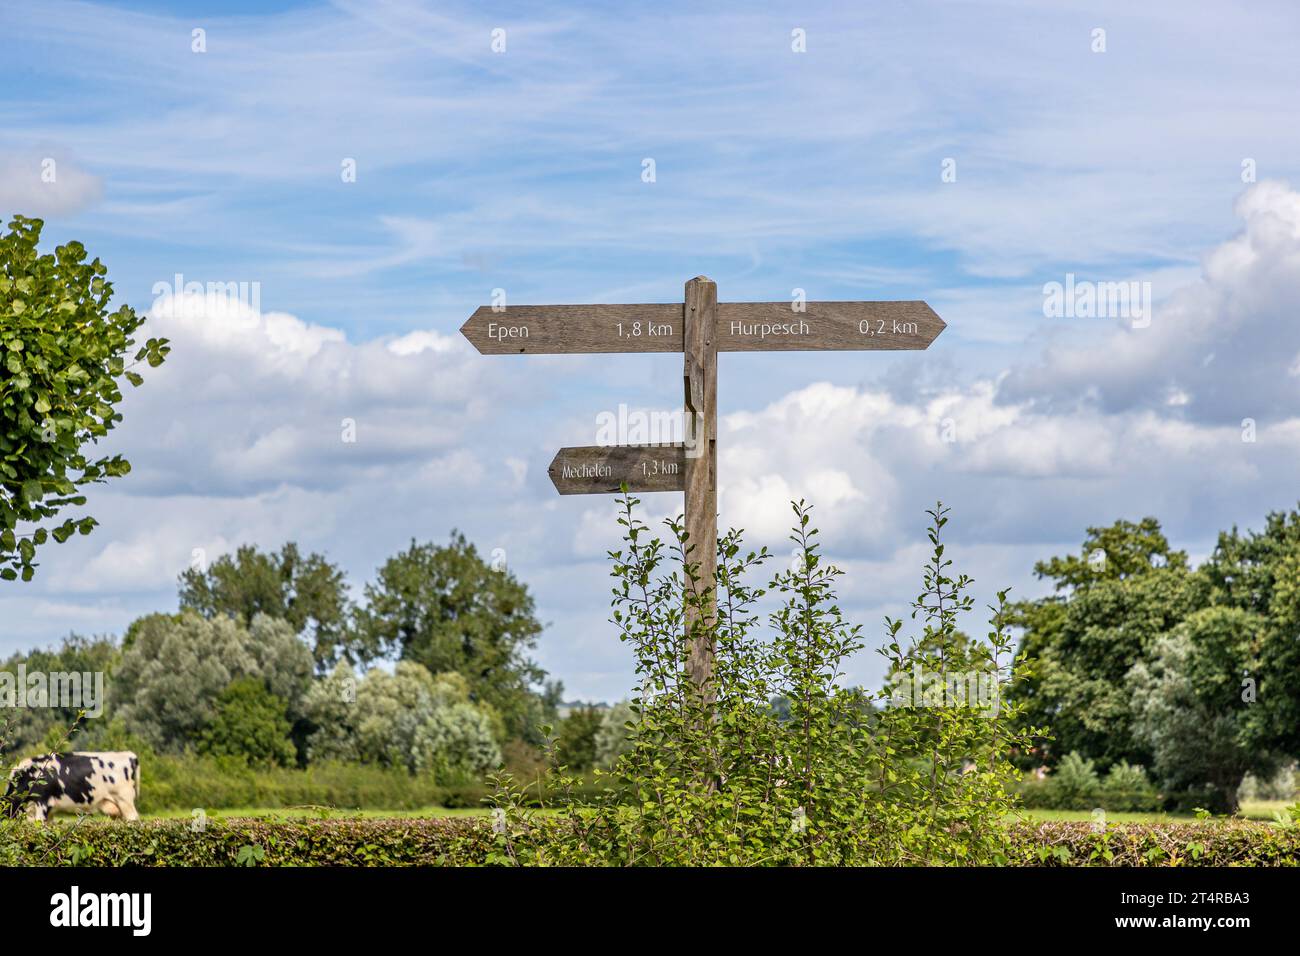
[715,300,945,351]
[548,444,687,495]
[461,304,683,354]
[462,300,944,354]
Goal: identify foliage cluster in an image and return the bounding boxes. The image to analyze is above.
[0,216,168,582]
[478,498,1037,865]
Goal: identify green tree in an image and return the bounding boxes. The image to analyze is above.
[0,216,168,581]
[0,633,119,751]
[302,661,500,776]
[1009,517,1204,767]
[1048,751,1101,808]
[1008,510,1300,808]
[594,699,634,769]
[506,678,565,749]
[1202,509,1300,755]
[353,533,546,739]
[197,677,296,767]
[1034,517,1189,590]
[555,705,603,771]
[110,611,313,753]
[1127,608,1277,813]
[178,541,354,670]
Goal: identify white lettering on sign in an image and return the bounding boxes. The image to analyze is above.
[729,320,810,339]
[487,323,529,341]
[858,318,920,336]
[561,462,612,480]
[640,459,679,477]
[617,321,673,337]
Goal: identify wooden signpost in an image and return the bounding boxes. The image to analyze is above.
[462,277,945,690]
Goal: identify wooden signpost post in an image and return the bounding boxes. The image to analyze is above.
[462,277,945,690]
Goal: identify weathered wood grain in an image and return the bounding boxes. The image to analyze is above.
[715,300,945,351]
[547,444,685,495]
[460,304,682,354]
[683,276,718,693]
[461,300,943,354]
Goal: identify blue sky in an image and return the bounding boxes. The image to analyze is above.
[4,0,1300,699]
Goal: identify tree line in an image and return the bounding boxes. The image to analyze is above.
[0,535,586,781]
[1009,511,1300,813]
[8,508,1300,810]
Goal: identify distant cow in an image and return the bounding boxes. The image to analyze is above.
[4,751,140,822]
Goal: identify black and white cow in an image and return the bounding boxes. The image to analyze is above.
[4,751,140,822]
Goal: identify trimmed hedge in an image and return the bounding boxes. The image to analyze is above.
[1005,820,1300,866]
[0,818,492,867]
[3,817,1299,866]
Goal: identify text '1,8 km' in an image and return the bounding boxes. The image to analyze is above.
[461,278,946,689]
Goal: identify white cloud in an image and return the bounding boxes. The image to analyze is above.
[120,292,485,495]
[388,330,460,357]
[712,179,1300,572]
[0,152,102,218]
[1002,181,1300,424]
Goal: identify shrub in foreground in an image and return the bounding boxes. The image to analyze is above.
[476,499,1040,866]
